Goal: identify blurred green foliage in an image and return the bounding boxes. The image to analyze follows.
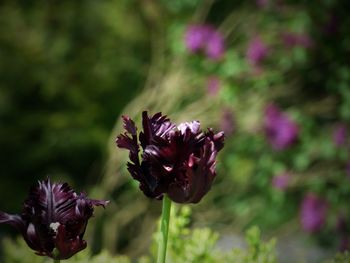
[0,0,150,212]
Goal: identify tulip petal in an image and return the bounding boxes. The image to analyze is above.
[54,224,87,260]
[0,211,25,232]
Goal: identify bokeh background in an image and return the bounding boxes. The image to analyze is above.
[1,0,350,262]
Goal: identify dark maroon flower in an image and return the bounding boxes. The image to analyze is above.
[184,24,225,60]
[333,124,347,147]
[116,111,224,204]
[300,193,328,233]
[246,36,269,66]
[264,104,299,150]
[0,179,108,260]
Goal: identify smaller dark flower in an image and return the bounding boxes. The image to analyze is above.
[300,193,328,233]
[264,104,299,150]
[116,111,224,204]
[0,178,108,260]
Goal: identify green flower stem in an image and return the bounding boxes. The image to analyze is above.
[157,195,172,263]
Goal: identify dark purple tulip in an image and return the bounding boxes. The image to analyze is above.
[0,179,108,260]
[300,193,328,233]
[184,24,225,60]
[246,36,269,66]
[333,124,347,147]
[272,172,290,190]
[264,104,299,150]
[116,111,224,204]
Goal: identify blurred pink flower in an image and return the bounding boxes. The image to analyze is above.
[333,124,347,147]
[300,193,328,233]
[220,108,235,137]
[207,76,220,96]
[272,173,290,190]
[185,25,208,52]
[184,24,225,60]
[264,104,299,150]
[246,36,269,66]
[282,32,313,48]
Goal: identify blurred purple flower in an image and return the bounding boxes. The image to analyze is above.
[206,30,225,60]
[246,36,269,66]
[264,104,299,150]
[220,108,235,137]
[300,193,328,233]
[207,76,221,96]
[333,124,347,147]
[272,173,290,190]
[0,178,108,260]
[256,0,269,8]
[184,24,225,60]
[185,25,208,52]
[116,111,225,203]
[282,32,313,48]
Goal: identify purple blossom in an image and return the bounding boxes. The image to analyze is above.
[207,76,221,96]
[333,124,347,147]
[116,111,224,203]
[246,36,269,66]
[282,32,313,48]
[264,104,299,150]
[272,173,290,190]
[184,24,225,60]
[300,193,328,233]
[184,25,208,52]
[0,179,108,260]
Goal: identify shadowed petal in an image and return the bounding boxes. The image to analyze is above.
[54,224,87,260]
